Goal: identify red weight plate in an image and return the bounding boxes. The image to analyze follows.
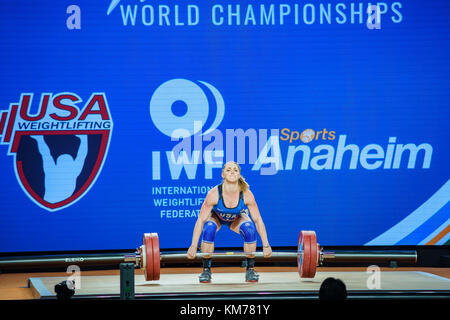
[143,233,154,281]
[302,232,313,278]
[307,231,318,278]
[150,233,160,280]
[297,231,311,278]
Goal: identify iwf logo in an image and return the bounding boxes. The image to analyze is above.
[0,93,113,211]
[149,79,225,138]
[149,79,226,180]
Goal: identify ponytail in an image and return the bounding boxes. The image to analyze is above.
[238,175,249,192]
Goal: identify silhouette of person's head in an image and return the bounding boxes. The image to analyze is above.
[56,154,74,167]
[319,277,347,301]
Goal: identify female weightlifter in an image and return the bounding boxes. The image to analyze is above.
[187,161,272,283]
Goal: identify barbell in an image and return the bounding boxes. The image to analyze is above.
[137,231,418,281]
[0,231,417,280]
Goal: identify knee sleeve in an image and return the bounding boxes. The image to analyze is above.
[239,221,257,244]
[202,221,218,244]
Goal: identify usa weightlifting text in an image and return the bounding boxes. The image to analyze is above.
[179,304,271,317]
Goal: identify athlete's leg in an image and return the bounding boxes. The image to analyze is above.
[199,214,220,283]
[230,213,259,282]
[230,213,257,257]
[200,214,221,258]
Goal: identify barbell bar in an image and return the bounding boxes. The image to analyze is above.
[160,251,300,261]
[0,231,417,281]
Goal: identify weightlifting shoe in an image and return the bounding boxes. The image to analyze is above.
[199,268,212,283]
[245,268,259,282]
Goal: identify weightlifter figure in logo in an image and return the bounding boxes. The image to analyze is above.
[31,135,88,204]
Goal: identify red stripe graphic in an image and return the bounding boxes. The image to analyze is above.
[4,105,18,143]
[11,130,108,153]
[0,112,7,136]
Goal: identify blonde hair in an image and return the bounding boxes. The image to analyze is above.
[222,161,249,192]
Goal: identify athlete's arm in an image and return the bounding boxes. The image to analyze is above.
[245,189,272,257]
[187,187,218,259]
[30,135,55,171]
[73,135,88,173]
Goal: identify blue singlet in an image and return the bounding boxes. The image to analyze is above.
[212,184,246,226]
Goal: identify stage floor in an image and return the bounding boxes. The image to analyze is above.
[28,269,450,299]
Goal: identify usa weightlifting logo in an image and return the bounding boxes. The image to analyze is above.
[0,92,113,211]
